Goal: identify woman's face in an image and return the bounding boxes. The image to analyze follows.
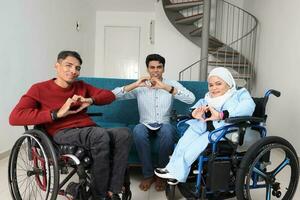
[208,76,230,97]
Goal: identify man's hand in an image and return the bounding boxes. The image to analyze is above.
[149,77,165,89]
[56,95,93,118]
[136,76,152,87]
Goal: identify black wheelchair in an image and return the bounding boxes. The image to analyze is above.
[166,89,299,200]
[8,113,132,200]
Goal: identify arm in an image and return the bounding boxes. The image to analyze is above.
[9,86,52,125]
[85,83,115,105]
[112,76,150,100]
[226,88,255,117]
[205,88,255,121]
[151,78,195,104]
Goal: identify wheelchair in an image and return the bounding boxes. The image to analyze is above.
[8,115,132,200]
[166,89,299,200]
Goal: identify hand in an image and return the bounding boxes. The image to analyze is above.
[149,77,165,89]
[204,106,221,121]
[192,106,207,121]
[56,95,93,118]
[136,76,152,87]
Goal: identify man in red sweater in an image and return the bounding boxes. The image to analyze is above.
[9,50,132,200]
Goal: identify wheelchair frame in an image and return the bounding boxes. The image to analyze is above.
[8,118,132,200]
[166,89,299,200]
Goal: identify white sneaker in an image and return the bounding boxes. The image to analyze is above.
[154,168,175,179]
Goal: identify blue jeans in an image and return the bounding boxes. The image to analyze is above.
[133,123,176,178]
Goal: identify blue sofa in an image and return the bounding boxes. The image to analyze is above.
[79,77,208,165]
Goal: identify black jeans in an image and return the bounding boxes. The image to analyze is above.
[53,126,132,199]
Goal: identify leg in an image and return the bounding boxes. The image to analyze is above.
[165,127,209,182]
[132,124,155,191]
[106,127,132,193]
[156,123,176,168]
[53,126,111,199]
[155,123,176,191]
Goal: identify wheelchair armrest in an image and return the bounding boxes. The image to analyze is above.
[176,115,192,122]
[225,116,265,124]
[87,112,103,117]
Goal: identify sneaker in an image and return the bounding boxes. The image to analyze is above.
[167,179,179,185]
[154,168,175,179]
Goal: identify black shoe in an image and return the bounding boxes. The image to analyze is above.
[65,182,80,199]
[110,193,121,200]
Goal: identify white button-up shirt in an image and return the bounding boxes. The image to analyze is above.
[112,79,195,124]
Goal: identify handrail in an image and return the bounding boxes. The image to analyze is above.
[164,0,258,90]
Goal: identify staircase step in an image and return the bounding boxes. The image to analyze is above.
[233,74,252,79]
[208,61,250,67]
[208,37,224,48]
[209,49,237,56]
[175,13,203,24]
[190,27,202,36]
[165,1,203,11]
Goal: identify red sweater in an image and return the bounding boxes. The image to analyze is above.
[9,79,115,136]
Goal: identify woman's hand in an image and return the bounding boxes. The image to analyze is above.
[204,106,222,121]
[192,106,207,121]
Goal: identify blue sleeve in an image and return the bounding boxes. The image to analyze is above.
[226,88,255,117]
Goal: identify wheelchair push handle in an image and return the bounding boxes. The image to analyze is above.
[265,89,281,98]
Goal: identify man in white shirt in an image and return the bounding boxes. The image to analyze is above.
[113,54,195,191]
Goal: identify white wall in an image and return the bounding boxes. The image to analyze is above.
[0,0,96,154]
[92,0,155,12]
[94,11,155,77]
[243,0,300,153]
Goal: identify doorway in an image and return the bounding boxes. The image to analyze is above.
[103,26,140,79]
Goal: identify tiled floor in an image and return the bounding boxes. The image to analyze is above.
[1,156,299,200]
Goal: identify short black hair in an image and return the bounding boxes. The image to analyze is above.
[57,50,82,65]
[145,54,165,67]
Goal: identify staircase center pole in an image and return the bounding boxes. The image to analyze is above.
[200,0,211,81]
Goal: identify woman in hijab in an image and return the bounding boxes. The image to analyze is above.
[155,67,256,183]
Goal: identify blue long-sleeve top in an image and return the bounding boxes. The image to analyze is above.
[186,88,255,133]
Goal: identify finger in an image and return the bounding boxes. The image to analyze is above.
[74,104,89,113]
[204,117,212,121]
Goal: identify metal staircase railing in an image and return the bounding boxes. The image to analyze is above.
[162,0,258,90]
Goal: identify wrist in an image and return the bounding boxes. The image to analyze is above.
[51,110,59,121]
[90,97,95,105]
[219,111,224,120]
[169,86,175,94]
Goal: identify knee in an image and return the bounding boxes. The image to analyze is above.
[159,124,176,140]
[90,128,110,146]
[116,127,132,144]
[133,124,148,140]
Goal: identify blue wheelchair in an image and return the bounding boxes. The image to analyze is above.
[166,89,299,200]
[8,113,132,200]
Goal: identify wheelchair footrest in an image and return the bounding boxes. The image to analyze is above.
[207,160,231,192]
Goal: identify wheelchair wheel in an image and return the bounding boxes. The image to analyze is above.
[8,130,60,200]
[236,136,299,200]
[177,177,199,199]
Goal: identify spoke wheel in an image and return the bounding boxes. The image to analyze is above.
[236,136,299,200]
[8,130,59,200]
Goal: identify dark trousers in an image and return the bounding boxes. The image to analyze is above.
[53,126,132,199]
[132,123,176,178]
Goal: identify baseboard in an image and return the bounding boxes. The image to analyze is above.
[0,150,10,160]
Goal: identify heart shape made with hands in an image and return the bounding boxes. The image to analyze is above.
[144,79,157,87]
[70,99,83,111]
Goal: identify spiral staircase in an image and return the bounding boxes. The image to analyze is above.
[162,0,258,90]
